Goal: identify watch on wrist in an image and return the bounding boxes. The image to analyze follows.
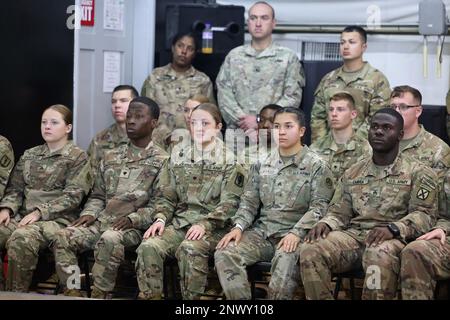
[387,223,400,238]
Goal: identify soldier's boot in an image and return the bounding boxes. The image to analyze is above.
[90,286,109,299]
[137,291,162,300]
[64,288,83,297]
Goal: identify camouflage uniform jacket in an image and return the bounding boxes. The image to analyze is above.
[0,135,14,199]
[87,123,129,172]
[310,62,391,142]
[0,142,88,225]
[216,42,305,128]
[141,64,215,144]
[320,154,438,242]
[80,141,169,231]
[152,139,247,233]
[400,125,450,217]
[310,132,372,183]
[233,146,334,239]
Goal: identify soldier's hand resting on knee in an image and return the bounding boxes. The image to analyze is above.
[112,217,133,231]
[365,227,393,247]
[216,227,242,249]
[70,215,96,227]
[18,210,41,227]
[277,233,301,253]
[144,220,165,239]
[186,224,205,241]
[305,222,331,243]
[417,228,446,245]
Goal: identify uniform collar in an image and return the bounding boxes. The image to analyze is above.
[38,141,74,157]
[243,42,277,58]
[266,145,309,169]
[336,62,370,82]
[165,63,196,79]
[400,125,426,151]
[362,153,405,178]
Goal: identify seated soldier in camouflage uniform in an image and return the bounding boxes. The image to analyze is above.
[215,107,334,300]
[400,155,450,299]
[87,85,138,174]
[389,85,449,229]
[53,97,168,299]
[0,134,14,290]
[135,103,246,300]
[141,32,215,150]
[310,92,371,183]
[310,26,391,143]
[0,105,89,292]
[300,108,438,300]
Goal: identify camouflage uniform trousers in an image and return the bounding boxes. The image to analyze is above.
[4,220,65,292]
[214,228,302,300]
[136,225,225,300]
[400,238,450,300]
[53,221,142,292]
[0,220,19,290]
[299,230,405,300]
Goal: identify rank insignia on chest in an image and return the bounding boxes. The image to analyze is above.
[416,188,430,200]
[119,168,131,179]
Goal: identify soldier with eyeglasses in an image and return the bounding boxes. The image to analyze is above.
[389,85,449,220]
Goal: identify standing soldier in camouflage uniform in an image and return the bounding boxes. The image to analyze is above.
[87,85,138,173]
[0,105,89,292]
[300,108,438,300]
[135,103,246,300]
[141,33,215,149]
[0,135,14,199]
[215,108,334,300]
[53,97,168,298]
[400,157,450,299]
[216,1,305,137]
[310,92,371,183]
[310,26,391,143]
[389,86,449,219]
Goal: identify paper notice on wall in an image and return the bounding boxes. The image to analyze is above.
[104,0,124,31]
[103,51,121,93]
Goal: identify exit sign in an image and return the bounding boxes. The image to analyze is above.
[81,0,95,26]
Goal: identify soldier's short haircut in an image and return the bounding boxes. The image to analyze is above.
[46,104,73,125]
[249,1,275,19]
[372,107,404,130]
[273,107,306,127]
[171,32,198,51]
[113,85,138,98]
[390,85,422,105]
[343,25,367,43]
[259,104,283,115]
[129,97,160,120]
[191,103,223,125]
[330,92,356,110]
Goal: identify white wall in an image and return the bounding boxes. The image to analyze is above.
[220,0,450,105]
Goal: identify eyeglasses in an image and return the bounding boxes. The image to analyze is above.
[389,103,419,112]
